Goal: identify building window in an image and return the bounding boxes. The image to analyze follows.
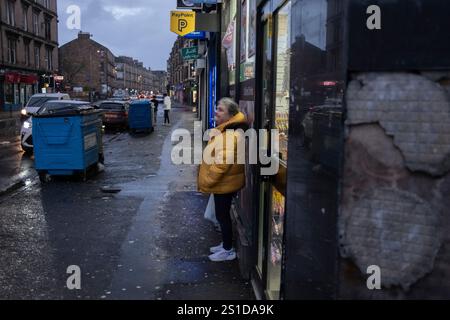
[35,46,41,69]
[7,38,17,64]
[44,18,51,40]
[23,5,29,31]
[46,47,53,70]
[6,0,15,26]
[33,12,40,36]
[24,42,31,66]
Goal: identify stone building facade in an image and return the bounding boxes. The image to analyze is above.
[167,36,196,103]
[0,0,59,136]
[59,32,116,100]
[60,33,157,100]
[151,70,167,94]
[115,56,154,95]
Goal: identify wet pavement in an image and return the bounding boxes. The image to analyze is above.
[0,106,254,300]
[0,137,34,195]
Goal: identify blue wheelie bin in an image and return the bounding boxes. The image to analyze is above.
[128,100,154,133]
[33,105,103,182]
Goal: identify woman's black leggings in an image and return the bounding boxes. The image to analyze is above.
[164,110,170,124]
[214,193,235,251]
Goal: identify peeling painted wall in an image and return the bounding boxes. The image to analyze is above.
[339,72,450,298]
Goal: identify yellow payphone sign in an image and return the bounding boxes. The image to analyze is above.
[170,11,196,36]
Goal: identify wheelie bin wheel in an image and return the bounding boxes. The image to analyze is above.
[38,171,50,183]
[99,153,105,164]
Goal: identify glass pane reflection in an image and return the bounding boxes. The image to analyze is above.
[274,2,291,165]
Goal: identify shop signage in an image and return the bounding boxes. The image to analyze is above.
[21,74,39,84]
[181,46,199,60]
[170,11,196,36]
[4,72,38,84]
[176,0,202,9]
[5,73,21,83]
[190,0,219,4]
[184,31,206,39]
[196,58,206,69]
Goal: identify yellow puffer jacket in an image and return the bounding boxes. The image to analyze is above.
[198,112,249,194]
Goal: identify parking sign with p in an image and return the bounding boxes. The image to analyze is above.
[170,11,195,36]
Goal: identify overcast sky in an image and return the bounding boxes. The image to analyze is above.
[57,0,177,71]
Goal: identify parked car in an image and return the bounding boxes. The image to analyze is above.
[20,100,92,154]
[21,93,70,120]
[109,96,130,102]
[99,101,130,130]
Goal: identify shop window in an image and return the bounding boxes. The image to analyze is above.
[267,187,286,300]
[266,1,291,300]
[274,3,291,164]
[222,0,237,86]
[5,83,14,104]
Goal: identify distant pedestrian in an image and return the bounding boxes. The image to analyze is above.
[163,93,171,125]
[151,95,159,123]
[198,98,249,262]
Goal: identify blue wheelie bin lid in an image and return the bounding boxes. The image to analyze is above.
[33,100,98,117]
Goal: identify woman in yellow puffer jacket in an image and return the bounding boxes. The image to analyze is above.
[198,97,249,262]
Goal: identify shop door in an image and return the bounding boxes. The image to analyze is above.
[256,0,291,300]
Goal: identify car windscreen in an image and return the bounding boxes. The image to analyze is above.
[100,103,125,111]
[27,97,59,108]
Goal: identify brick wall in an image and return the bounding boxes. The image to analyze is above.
[339,72,450,299]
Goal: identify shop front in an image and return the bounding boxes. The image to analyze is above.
[194,0,450,300]
[246,0,450,300]
[226,0,345,300]
[0,71,38,114]
[217,0,292,299]
[250,0,293,300]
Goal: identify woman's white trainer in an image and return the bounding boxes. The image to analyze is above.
[208,248,236,262]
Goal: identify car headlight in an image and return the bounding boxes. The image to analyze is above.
[21,109,28,116]
[23,121,32,129]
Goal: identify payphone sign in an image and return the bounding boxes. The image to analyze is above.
[170,11,196,36]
